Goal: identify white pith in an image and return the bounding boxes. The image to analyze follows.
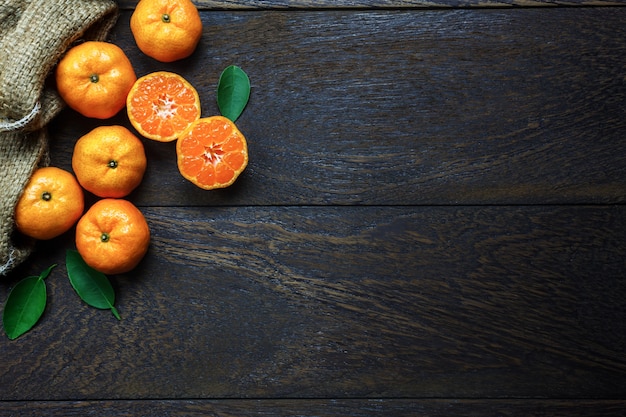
[152,95,177,119]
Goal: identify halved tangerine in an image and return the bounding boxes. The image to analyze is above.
[176,116,248,190]
[126,71,200,142]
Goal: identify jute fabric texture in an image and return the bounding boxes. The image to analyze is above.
[0,0,118,275]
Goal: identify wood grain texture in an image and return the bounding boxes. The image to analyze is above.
[119,0,626,10]
[1,399,626,416]
[1,3,625,414]
[1,206,624,400]
[50,8,626,206]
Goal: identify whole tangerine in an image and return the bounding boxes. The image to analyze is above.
[15,167,84,240]
[55,41,137,119]
[130,0,203,63]
[75,199,150,275]
[72,125,147,198]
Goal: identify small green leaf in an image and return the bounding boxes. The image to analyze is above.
[66,250,120,320]
[217,65,251,123]
[3,264,56,340]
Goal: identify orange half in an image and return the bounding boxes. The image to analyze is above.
[126,71,200,142]
[176,116,248,190]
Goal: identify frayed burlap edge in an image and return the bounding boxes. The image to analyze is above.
[0,130,48,275]
[0,0,119,276]
[0,0,120,130]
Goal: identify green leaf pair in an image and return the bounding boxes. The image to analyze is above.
[217,65,250,123]
[2,251,120,340]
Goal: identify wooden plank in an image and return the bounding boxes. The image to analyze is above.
[51,8,626,206]
[1,399,626,416]
[4,2,625,412]
[1,206,624,400]
[119,0,626,10]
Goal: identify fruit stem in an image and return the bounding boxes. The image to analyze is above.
[161,13,171,23]
[101,233,110,243]
[90,74,99,83]
[41,191,52,201]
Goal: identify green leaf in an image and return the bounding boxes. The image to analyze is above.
[217,65,251,123]
[3,264,56,340]
[66,250,120,320]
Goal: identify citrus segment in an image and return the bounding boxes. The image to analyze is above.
[72,125,147,198]
[75,199,150,275]
[130,0,202,63]
[176,116,248,190]
[55,41,137,119]
[15,167,84,240]
[127,71,201,142]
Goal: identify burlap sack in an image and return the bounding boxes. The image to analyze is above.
[0,0,118,275]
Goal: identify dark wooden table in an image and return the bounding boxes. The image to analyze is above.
[2,0,626,415]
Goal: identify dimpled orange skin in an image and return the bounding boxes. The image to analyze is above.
[55,41,137,119]
[15,167,84,240]
[130,0,203,63]
[75,199,150,275]
[72,125,147,198]
[176,116,249,190]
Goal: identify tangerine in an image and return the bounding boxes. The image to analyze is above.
[75,199,150,275]
[176,116,248,190]
[55,41,137,119]
[14,167,84,240]
[130,0,203,63]
[126,71,201,142]
[72,125,147,198]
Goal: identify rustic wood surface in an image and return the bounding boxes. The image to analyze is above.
[1,0,625,415]
[120,0,626,9]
